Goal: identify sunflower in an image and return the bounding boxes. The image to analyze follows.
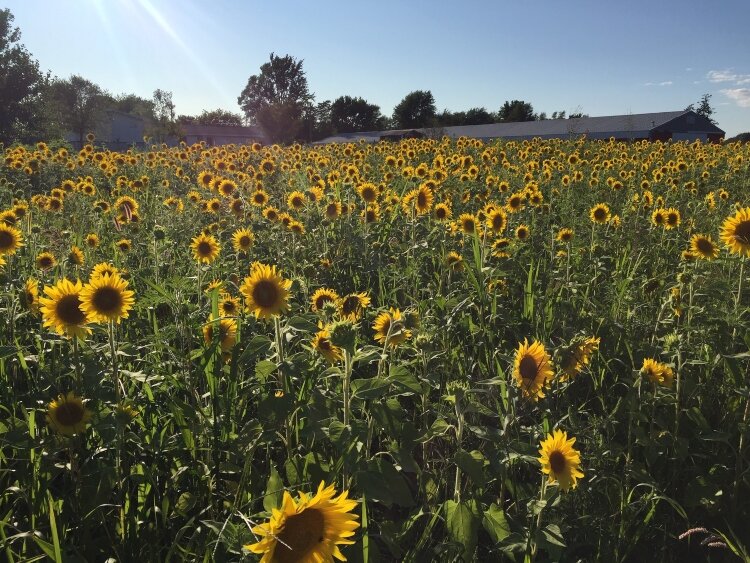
[506,192,525,213]
[357,182,378,203]
[191,233,221,264]
[446,250,464,271]
[558,336,600,381]
[244,481,359,563]
[487,208,508,234]
[46,392,92,436]
[36,252,57,271]
[311,288,339,312]
[91,262,119,280]
[240,263,292,319]
[203,314,238,354]
[114,195,139,219]
[458,213,477,235]
[640,358,674,387]
[434,202,452,221]
[689,234,719,260]
[116,239,132,253]
[232,228,254,253]
[67,246,84,266]
[651,208,666,227]
[373,308,412,347]
[23,278,40,313]
[720,207,750,256]
[324,200,342,220]
[312,328,344,363]
[589,203,611,225]
[665,208,681,230]
[252,190,270,207]
[362,203,379,223]
[219,294,241,317]
[85,233,100,248]
[556,228,574,243]
[414,184,434,215]
[39,278,91,339]
[513,339,553,400]
[339,292,370,321]
[0,224,23,256]
[515,224,530,241]
[79,272,135,324]
[287,190,306,210]
[538,429,584,491]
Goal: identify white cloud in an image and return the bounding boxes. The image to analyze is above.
[708,69,750,84]
[708,69,739,82]
[722,88,750,108]
[659,81,673,86]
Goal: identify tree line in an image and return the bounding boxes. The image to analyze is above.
[0,8,726,147]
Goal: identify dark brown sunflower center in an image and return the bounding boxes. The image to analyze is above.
[492,215,505,230]
[462,220,475,233]
[518,228,528,239]
[239,236,251,247]
[519,355,539,383]
[254,194,265,203]
[39,256,53,268]
[436,208,446,219]
[362,189,375,202]
[197,241,213,256]
[252,280,279,309]
[667,213,678,225]
[55,401,85,426]
[593,208,607,221]
[315,295,334,309]
[653,214,664,224]
[549,450,567,474]
[318,338,333,351]
[0,230,14,249]
[222,301,237,314]
[342,297,358,316]
[735,220,750,244]
[417,192,428,207]
[274,508,325,563]
[92,286,122,314]
[56,295,86,325]
[696,238,714,254]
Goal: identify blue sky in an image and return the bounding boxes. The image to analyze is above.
[5,0,750,136]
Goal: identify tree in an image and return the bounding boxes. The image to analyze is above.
[150,89,180,141]
[110,93,155,121]
[464,107,493,125]
[392,90,437,129]
[497,100,536,122]
[184,109,244,126]
[686,93,716,124]
[0,8,48,144]
[330,96,384,133]
[237,53,313,143]
[47,75,108,146]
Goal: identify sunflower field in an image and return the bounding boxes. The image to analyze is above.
[1,135,750,562]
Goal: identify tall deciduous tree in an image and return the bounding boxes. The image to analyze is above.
[0,8,47,144]
[179,109,244,126]
[686,93,716,124]
[330,96,384,133]
[47,75,108,146]
[392,90,437,129]
[497,100,536,122]
[237,53,313,143]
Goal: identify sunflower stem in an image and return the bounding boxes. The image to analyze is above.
[453,397,464,503]
[109,321,121,403]
[72,336,82,391]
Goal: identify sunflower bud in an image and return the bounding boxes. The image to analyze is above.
[153,226,166,241]
[328,319,357,353]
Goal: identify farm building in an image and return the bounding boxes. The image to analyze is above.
[180,123,268,146]
[65,109,147,150]
[313,110,724,144]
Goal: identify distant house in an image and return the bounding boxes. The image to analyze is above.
[179,123,268,146]
[313,110,725,144]
[65,109,147,150]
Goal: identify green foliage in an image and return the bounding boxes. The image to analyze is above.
[392,90,437,129]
